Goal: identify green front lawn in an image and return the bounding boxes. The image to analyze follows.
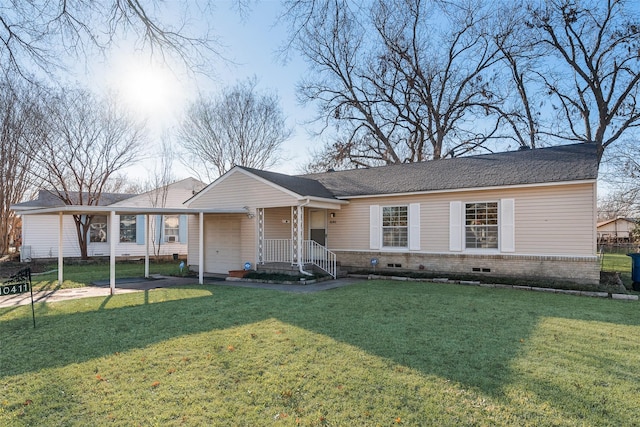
[1,281,639,426]
[30,261,187,292]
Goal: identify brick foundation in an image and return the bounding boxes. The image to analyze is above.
[336,251,600,286]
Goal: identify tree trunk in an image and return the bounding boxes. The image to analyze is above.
[73,215,90,260]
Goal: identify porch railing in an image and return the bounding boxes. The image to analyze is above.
[302,240,337,279]
[262,239,336,279]
[262,239,292,263]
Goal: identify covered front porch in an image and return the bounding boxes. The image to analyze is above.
[193,200,347,279]
[257,206,338,278]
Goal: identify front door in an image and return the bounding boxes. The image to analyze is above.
[309,210,326,245]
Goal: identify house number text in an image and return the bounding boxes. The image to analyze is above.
[1,283,30,296]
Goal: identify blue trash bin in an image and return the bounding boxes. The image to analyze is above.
[626,253,640,291]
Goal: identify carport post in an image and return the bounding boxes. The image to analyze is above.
[198,212,204,285]
[144,214,150,278]
[58,212,64,286]
[109,211,117,295]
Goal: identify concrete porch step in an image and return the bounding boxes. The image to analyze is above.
[258,262,342,278]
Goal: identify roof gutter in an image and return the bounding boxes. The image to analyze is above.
[298,195,349,205]
[335,179,597,200]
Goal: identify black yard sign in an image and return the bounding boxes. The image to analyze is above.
[1,267,36,327]
[1,281,31,295]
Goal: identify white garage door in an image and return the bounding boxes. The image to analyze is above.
[204,217,241,274]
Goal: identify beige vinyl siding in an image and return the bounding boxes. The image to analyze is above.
[327,202,371,250]
[329,197,452,252]
[264,207,292,239]
[422,200,449,251]
[329,182,596,256]
[188,172,298,209]
[513,185,595,255]
[240,216,257,267]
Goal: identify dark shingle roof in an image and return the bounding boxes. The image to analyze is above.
[300,143,599,197]
[238,166,337,199]
[13,190,135,210]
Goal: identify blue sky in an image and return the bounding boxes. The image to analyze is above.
[74,0,636,191]
[85,0,316,182]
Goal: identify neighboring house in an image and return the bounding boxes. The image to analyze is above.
[12,178,205,260]
[597,217,637,243]
[185,143,600,285]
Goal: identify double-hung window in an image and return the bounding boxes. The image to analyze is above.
[465,202,498,249]
[382,206,408,248]
[164,215,180,243]
[89,215,108,243]
[120,215,136,243]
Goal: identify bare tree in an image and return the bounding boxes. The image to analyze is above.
[178,77,292,181]
[284,0,640,169]
[31,89,146,259]
[0,1,256,82]
[522,0,640,162]
[145,137,174,258]
[490,3,545,151]
[598,188,639,221]
[598,139,640,219]
[0,75,45,255]
[282,0,503,169]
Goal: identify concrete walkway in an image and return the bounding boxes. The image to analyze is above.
[0,276,364,308]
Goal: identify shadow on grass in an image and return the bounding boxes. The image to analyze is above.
[31,279,63,293]
[1,281,638,411]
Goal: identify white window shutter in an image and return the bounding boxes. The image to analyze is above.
[155,215,163,242]
[500,199,515,252]
[178,215,187,243]
[369,205,380,250]
[449,201,463,252]
[136,215,145,245]
[409,203,421,250]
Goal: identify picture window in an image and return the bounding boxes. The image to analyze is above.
[465,202,498,249]
[382,206,408,248]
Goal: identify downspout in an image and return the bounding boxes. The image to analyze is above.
[299,264,314,276]
[298,198,314,277]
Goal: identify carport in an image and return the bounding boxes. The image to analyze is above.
[16,205,248,294]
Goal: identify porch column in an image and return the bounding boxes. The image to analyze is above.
[109,211,117,295]
[291,206,298,265]
[291,205,304,268]
[198,212,204,285]
[58,212,63,286]
[144,214,150,278]
[257,208,264,264]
